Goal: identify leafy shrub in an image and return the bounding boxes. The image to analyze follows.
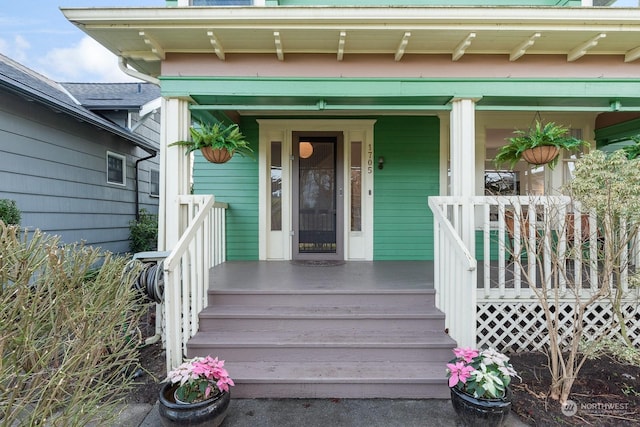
[129,209,158,253]
[0,199,21,225]
[0,222,144,426]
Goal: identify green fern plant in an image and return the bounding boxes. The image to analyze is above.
[494,121,589,170]
[169,121,253,158]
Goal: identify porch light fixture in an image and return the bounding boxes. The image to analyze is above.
[299,142,314,159]
[378,156,385,169]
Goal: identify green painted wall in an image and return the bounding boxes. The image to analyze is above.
[192,115,440,261]
[193,117,259,260]
[373,116,439,260]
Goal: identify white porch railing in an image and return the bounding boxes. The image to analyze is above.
[163,195,228,372]
[428,197,477,348]
[429,196,640,351]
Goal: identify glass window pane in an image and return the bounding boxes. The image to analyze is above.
[271,141,282,231]
[350,141,362,232]
[107,152,125,185]
[150,169,160,196]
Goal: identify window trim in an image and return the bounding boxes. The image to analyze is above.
[107,151,126,186]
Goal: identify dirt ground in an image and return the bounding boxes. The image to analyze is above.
[128,309,640,425]
[127,304,166,405]
[509,352,640,426]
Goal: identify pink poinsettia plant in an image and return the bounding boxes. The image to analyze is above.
[446,347,520,399]
[166,355,234,404]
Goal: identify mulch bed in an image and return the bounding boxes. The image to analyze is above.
[509,352,640,426]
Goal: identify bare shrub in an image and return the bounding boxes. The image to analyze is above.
[507,150,640,405]
[0,223,143,426]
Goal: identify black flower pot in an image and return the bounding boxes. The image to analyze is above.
[450,386,512,427]
[158,382,230,427]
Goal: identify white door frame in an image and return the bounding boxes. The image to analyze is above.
[258,119,376,261]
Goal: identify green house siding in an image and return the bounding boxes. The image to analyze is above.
[373,116,439,261]
[192,115,439,261]
[193,117,259,260]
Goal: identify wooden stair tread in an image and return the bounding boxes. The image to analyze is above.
[224,361,447,383]
[199,305,444,318]
[188,329,455,347]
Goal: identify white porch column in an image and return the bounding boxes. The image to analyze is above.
[450,98,478,250]
[159,97,192,251]
[450,98,477,198]
[449,98,478,348]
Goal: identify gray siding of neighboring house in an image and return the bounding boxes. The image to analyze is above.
[0,88,158,254]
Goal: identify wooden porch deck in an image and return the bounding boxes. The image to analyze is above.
[208,260,435,290]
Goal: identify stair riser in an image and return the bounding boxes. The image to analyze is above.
[187,345,455,363]
[198,318,446,332]
[208,293,436,308]
[229,382,450,399]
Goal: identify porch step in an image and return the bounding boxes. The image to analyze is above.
[208,289,437,307]
[221,361,450,399]
[187,289,454,398]
[198,304,446,332]
[188,329,456,362]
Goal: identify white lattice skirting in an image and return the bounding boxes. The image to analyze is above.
[477,300,640,352]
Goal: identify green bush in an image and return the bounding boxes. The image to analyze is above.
[0,223,144,426]
[129,209,158,253]
[0,199,21,225]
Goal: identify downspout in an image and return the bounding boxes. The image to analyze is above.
[135,151,157,221]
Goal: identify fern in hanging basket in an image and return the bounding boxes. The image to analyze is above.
[494,121,589,170]
[169,121,253,163]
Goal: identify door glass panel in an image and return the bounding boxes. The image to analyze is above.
[270,141,282,231]
[350,141,362,232]
[298,139,336,253]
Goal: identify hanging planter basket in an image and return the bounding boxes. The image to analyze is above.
[521,146,559,166]
[200,147,232,164]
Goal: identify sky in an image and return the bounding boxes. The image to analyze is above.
[0,0,638,83]
[0,0,162,83]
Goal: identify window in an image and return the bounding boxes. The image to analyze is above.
[192,0,252,4]
[150,169,160,197]
[107,152,126,186]
[270,141,282,231]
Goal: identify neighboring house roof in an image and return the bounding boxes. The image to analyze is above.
[0,53,157,154]
[61,82,160,111]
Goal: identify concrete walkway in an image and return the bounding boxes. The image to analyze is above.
[116,398,530,427]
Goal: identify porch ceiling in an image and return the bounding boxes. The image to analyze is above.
[62,6,640,78]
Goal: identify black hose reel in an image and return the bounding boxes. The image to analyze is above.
[123,251,170,304]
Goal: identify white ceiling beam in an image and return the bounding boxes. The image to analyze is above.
[509,32,541,62]
[394,32,411,62]
[337,31,346,62]
[452,32,476,62]
[207,31,226,61]
[138,31,165,60]
[624,46,640,63]
[274,31,284,61]
[567,33,606,62]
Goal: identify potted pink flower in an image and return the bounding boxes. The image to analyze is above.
[446,347,520,427]
[158,355,234,427]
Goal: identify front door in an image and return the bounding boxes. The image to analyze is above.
[292,132,344,260]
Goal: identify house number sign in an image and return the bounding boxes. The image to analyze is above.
[367,143,373,174]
